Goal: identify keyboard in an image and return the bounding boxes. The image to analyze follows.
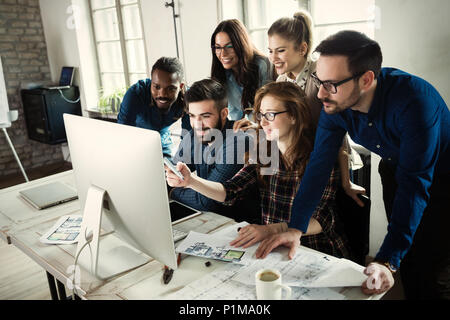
[172,228,188,242]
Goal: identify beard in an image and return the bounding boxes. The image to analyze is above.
[194,114,224,145]
[321,85,362,115]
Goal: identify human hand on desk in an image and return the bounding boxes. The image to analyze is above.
[229,224,274,248]
[165,162,192,188]
[361,262,395,295]
[255,228,303,260]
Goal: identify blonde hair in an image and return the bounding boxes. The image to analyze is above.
[268,10,314,57]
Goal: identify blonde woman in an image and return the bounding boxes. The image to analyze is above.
[235,11,366,206]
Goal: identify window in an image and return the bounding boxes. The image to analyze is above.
[222,0,375,53]
[311,0,375,48]
[243,0,303,52]
[89,0,148,97]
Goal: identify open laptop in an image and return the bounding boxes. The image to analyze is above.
[19,181,78,210]
[42,66,75,90]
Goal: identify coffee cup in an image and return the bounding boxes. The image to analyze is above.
[255,268,291,300]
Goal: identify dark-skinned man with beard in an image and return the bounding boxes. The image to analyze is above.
[117,57,191,156]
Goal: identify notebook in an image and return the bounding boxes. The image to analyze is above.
[19,181,78,210]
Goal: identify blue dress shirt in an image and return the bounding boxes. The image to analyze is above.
[290,68,450,268]
[117,79,191,156]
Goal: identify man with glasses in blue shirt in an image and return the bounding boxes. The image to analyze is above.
[255,30,449,299]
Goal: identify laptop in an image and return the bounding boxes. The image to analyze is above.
[19,181,78,210]
[42,66,75,90]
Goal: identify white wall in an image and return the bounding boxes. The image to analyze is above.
[375,0,450,105]
[39,0,99,113]
[141,0,219,85]
[368,0,450,257]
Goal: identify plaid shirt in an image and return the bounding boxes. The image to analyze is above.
[223,163,351,258]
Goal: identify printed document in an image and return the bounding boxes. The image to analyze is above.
[165,262,345,300]
[40,215,82,244]
[233,246,368,287]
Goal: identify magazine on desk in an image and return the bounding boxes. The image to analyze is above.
[39,215,82,245]
[176,222,257,265]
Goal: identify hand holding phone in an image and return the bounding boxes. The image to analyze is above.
[163,157,184,181]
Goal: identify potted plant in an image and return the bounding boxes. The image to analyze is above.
[98,87,127,114]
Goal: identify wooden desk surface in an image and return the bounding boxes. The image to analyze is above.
[0,170,80,244]
[5,171,383,300]
[10,211,235,299]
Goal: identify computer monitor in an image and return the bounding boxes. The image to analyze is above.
[64,114,193,280]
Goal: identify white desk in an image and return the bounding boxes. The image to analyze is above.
[0,170,80,244]
[2,171,383,300]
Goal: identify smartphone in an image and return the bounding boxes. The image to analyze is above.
[163,157,184,180]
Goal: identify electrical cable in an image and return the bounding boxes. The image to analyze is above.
[58,89,80,104]
[71,230,93,300]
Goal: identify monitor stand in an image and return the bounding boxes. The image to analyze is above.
[75,185,150,280]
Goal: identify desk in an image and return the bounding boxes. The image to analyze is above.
[0,170,80,244]
[3,171,383,300]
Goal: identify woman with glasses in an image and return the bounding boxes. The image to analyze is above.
[166,82,351,259]
[234,11,366,207]
[210,19,274,121]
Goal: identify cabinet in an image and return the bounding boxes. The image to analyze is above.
[20,87,82,144]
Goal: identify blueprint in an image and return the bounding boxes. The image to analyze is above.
[164,262,345,300]
[233,247,368,288]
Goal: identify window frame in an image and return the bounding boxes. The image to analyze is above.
[239,0,376,52]
[88,0,149,95]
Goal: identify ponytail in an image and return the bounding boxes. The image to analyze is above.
[268,10,314,58]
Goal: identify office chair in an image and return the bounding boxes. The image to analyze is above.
[335,187,371,266]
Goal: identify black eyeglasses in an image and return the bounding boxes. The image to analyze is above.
[311,71,365,94]
[212,44,234,54]
[255,111,288,122]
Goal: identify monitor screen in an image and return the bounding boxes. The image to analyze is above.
[59,67,74,86]
[64,114,180,279]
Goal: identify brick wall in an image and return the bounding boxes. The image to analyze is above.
[0,0,63,178]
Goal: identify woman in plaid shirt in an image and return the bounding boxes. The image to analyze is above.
[166,81,351,259]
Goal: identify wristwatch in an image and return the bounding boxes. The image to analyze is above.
[374,261,397,274]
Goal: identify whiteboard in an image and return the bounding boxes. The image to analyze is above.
[0,56,11,126]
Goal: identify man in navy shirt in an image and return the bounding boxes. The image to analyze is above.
[117,57,191,156]
[170,79,259,222]
[255,31,449,299]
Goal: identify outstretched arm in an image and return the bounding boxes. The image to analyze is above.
[166,162,227,203]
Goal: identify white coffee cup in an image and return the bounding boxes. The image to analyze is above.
[255,268,292,300]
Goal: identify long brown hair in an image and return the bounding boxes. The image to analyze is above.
[210,19,268,113]
[249,81,315,174]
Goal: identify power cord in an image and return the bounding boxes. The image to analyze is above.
[72,230,93,300]
[58,89,80,104]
